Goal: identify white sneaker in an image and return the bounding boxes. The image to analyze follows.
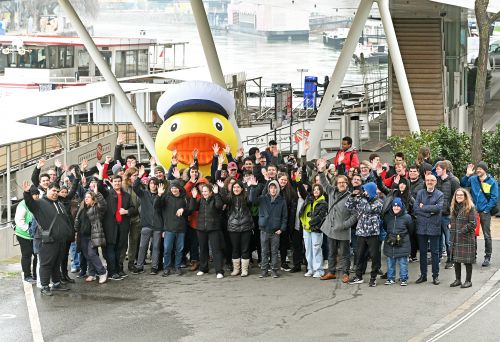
[196,271,205,276]
[216,273,224,279]
[98,271,108,284]
[313,272,323,278]
[304,270,313,277]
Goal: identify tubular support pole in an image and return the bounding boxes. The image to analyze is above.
[190,0,241,145]
[6,145,11,223]
[307,0,373,159]
[377,0,420,134]
[58,0,157,160]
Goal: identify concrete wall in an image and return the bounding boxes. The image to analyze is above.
[0,226,20,260]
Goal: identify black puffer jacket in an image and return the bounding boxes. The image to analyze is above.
[220,188,253,233]
[189,193,224,232]
[155,187,190,233]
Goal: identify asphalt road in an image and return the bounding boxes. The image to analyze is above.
[1,241,500,342]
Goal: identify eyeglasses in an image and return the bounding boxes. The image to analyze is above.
[337,181,347,184]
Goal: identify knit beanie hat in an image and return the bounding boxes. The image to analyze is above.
[154,166,165,173]
[112,162,123,176]
[476,161,488,174]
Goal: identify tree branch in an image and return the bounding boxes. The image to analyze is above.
[489,11,500,24]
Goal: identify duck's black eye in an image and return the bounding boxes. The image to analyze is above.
[213,118,224,131]
[170,118,180,132]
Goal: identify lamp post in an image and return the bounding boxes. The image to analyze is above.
[297,68,308,91]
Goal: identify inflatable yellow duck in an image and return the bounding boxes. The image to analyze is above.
[155,80,239,176]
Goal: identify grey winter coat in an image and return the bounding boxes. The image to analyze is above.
[319,172,357,240]
[413,188,444,236]
[382,209,412,258]
[74,192,107,248]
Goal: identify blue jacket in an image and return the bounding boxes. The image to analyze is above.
[249,182,288,233]
[413,188,443,236]
[461,174,498,213]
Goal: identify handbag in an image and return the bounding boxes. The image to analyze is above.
[41,215,57,244]
[474,212,481,237]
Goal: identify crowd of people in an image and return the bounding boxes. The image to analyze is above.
[14,133,499,296]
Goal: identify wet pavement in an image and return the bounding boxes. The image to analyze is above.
[2,222,500,341]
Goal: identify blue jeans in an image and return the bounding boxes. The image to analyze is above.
[104,243,119,276]
[418,234,440,278]
[163,232,185,270]
[439,216,451,261]
[387,256,408,282]
[69,241,80,270]
[303,231,324,274]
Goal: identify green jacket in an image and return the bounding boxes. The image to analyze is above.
[15,200,33,240]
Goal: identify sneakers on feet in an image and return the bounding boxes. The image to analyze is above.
[110,274,123,281]
[290,265,301,273]
[85,276,96,282]
[259,270,268,278]
[162,269,171,277]
[216,273,224,279]
[384,279,395,285]
[40,286,53,296]
[98,271,107,284]
[369,279,377,287]
[51,283,70,291]
[304,270,313,277]
[482,258,491,267]
[196,271,205,276]
[349,276,364,284]
[400,280,408,286]
[281,263,291,272]
[445,262,454,269]
[24,276,36,284]
[118,271,128,278]
[132,267,144,275]
[312,272,323,278]
[175,268,182,276]
[271,270,279,278]
[150,268,158,275]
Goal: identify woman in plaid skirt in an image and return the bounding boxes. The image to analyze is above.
[449,188,477,288]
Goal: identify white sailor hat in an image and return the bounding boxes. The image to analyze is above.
[156,80,235,121]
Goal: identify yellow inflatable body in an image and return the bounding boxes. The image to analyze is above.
[155,81,239,176]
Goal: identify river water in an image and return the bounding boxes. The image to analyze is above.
[93,1,387,90]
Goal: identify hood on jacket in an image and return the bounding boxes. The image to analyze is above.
[362,182,377,201]
[268,180,280,199]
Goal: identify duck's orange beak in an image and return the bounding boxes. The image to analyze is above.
[167,133,226,166]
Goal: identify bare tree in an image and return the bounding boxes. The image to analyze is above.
[3,0,99,32]
[472,0,500,163]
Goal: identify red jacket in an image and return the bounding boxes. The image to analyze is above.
[333,148,359,174]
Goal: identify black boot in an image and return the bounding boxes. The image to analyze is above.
[62,272,75,284]
[462,263,473,288]
[450,263,461,287]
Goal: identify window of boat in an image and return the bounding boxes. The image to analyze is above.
[138,49,148,75]
[48,46,59,68]
[115,50,126,78]
[65,46,74,68]
[95,50,111,76]
[28,47,48,68]
[125,50,137,76]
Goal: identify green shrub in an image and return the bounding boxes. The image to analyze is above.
[388,124,497,179]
